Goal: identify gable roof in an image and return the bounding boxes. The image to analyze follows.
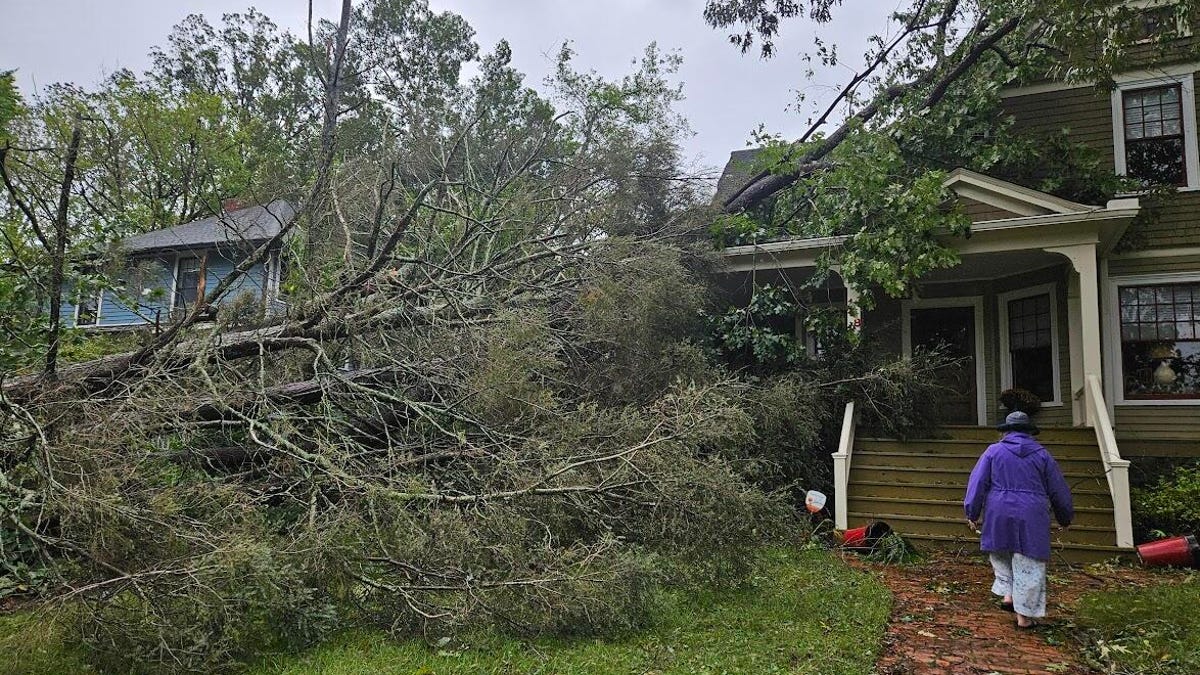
[120,200,296,254]
[943,168,1098,217]
[713,149,763,206]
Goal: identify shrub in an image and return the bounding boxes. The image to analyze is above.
[1133,461,1200,539]
[999,388,1041,416]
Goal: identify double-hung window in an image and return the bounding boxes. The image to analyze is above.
[999,286,1060,405]
[174,257,203,311]
[1123,85,1188,186]
[1117,280,1200,400]
[1112,74,1199,189]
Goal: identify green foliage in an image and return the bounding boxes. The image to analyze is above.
[864,532,922,566]
[252,548,890,675]
[1,550,891,675]
[1073,577,1200,675]
[0,70,22,142]
[1133,462,1200,539]
[710,284,805,371]
[56,331,140,366]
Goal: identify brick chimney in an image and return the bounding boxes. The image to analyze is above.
[222,197,252,212]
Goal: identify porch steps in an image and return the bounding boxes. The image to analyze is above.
[846,426,1133,564]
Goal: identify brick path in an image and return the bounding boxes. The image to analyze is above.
[848,550,1165,674]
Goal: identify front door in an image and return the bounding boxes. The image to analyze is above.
[910,305,978,425]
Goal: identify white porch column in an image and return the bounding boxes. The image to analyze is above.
[1045,243,1102,427]
[845,282,861,334]
[1064,273,1086,426]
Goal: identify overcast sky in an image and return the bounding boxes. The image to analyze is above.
[1,1,894,171]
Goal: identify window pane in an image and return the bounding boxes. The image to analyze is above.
[1127,137,1187,186]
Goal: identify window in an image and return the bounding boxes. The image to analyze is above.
[1123,85,1187,186]
[1121,2,1188,42]
[1000,286,1060,405]
[1118,282,1200,399]
[174,256,203,310]
[75,291,100,326]
[1112,74,1199,189]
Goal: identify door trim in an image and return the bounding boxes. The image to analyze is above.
[901,295,987,426]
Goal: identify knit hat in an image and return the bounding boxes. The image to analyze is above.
[997,410,1040,435]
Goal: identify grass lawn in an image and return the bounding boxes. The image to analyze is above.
[1071,572,1200,675]
[1,549,891,674]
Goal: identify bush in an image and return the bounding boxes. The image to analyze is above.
[1133,461,1200,539]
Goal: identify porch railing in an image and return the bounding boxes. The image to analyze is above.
[831,401,857,530]
[1084,374,1134,549]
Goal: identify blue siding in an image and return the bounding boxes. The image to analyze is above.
[61,247,278,329]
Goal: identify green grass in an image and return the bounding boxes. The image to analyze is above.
[0,549,891,674]
[0,610,93,675]
[1072,573,1200,675]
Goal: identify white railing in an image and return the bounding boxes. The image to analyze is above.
[831,401,857,530]
[1084,374,1134,548]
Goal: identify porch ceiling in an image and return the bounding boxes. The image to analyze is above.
[918,250,1064,283]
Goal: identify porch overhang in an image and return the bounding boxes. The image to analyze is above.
[720,169,1141,274]
[722,200,1140,273]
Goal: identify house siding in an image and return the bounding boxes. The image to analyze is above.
[1004,71,1200,251]
[62,248,273,329]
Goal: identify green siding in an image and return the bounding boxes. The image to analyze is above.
[1004,87,1116,168]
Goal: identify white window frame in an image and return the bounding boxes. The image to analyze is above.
[901,295,987,425]
[171,253,204,312]
[1105,271,1200,406]
[1111,72,1200,189]
[997,283,1063,407]
[73,290,103,327]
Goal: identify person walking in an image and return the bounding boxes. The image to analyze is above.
[964,411,1073,628]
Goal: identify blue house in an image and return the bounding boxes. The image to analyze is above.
[63,200,295,329]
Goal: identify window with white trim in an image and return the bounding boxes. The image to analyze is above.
[75,291,101,327]
[1112,74,1200,189]
[1123,85,1188,185]
[174,256,202,310]
[1118,281,1200,399]
[999,285,1061,405]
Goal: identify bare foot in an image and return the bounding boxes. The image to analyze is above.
[1016,614,1037,629]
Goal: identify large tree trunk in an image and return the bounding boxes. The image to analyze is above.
[44,116,84,379]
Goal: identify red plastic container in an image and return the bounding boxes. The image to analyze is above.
[1137,534,1198,568]
[842,525,869,547]
[840,521,892,549]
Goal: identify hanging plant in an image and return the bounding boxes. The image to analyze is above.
[999,388,1042,417]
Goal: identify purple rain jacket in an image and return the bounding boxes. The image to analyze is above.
[963,432,1074,561]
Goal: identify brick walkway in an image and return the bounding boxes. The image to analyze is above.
[848,550,1164,674]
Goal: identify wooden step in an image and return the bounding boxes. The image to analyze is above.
[856,438,1103,459]
[852,450,1104,473]
[897,533,1134,565]
[849,465,1111,489]
[846,511,1117,546]
[846,496,1116,528]
[848,480,1115,509]
[923,425,1099,444]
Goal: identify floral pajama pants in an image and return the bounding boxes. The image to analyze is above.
[988,552,1047,618]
